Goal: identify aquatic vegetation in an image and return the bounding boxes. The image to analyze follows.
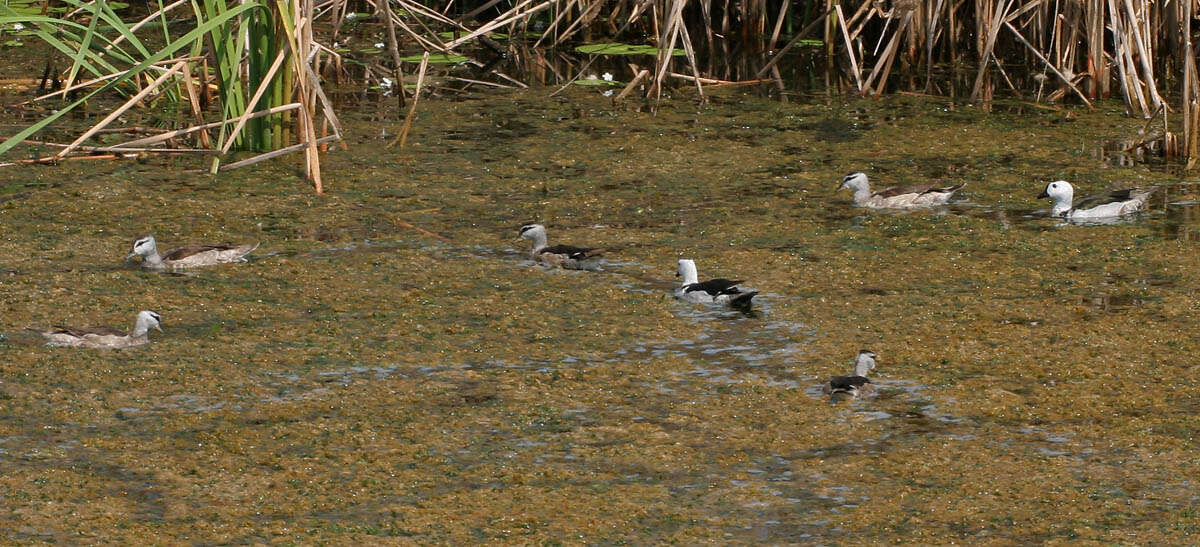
[0,91,1197,542]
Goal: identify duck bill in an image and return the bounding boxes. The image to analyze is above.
[125,251,138,260]
[1036,189,1050,199]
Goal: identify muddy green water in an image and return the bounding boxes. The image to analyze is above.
[2,90,1199,542]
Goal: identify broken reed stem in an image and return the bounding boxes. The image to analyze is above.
[216,134,340,171]
[378,0,407,108]
[56,61,187,158]
[668,73,773,86]
[115,104,302,148]
[1,153,140,167]
[1002,21,1093,109]
[614,69,650,101]
[390,51,429,149]
[21,140,217,153]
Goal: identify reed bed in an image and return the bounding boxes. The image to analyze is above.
[0,0,341,192]
[373,0,1199,164]
[1,0,1198,185]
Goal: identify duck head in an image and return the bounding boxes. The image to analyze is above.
[837,172,870,193]
[1038,180,1075,216]
[676,258,699,285]
[853,349,877,377]
[127,235,158,260]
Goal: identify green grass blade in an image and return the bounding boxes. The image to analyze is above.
[0,0,263,157]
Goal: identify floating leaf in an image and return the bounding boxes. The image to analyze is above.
[575,43,683,56]
[3,39,22,46]
[399,53,467,64]
[573,78,623,87]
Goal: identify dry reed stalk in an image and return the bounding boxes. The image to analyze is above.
[391,217,451,242]
[549,0,607,47]
[614,68,650,101]
[115,104,302,148]
[1107,0,1148,116]
[22,140,216,153]
[449,76,517,88]
[835,4,863,94]
[766,0,788,52]
[390,51,429,150]
[55,60,187,158]
[675,12,705,102]
[667,73,773,86]
[294,0,326,193]
[2,153,140,167]
[862,12,912,96]
[1183,0,1198,167]
[1120,0,1162,112]
[444,0,553,50]
[1002,21,1092,108]
[755,9,831,78]
[971,0,1010,101]
[180,62,213,149]
[1085,0,1106,99]
[216,135,340,171]
[924,0,946,92]
[650,0,686,101]
[379,0,407,108]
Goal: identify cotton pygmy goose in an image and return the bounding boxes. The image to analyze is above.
[837,172,965,209]
[1037,180,1156,220]
[675,259,758,308]
[518,224,604,270]
[823,350,878,399]
[127,234,258,270]
[32,310,162,349]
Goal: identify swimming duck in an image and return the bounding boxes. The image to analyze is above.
[32,310,162,349]
[127,234,258,270]
[837,172,965,208]
[823,350,877,399]
[675,258,758,308]
[518,224,604,270]
[1037,180,1156,219]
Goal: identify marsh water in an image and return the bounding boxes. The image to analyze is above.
[2,89,1199,542]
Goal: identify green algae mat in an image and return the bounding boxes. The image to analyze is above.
[1,90,1198,542]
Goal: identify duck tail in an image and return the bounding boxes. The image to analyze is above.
[730,290,758,307]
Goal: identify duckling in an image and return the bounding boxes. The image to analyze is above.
[126,234,258,270]
[518,224,604,270]
[823,350,877,399]
[1037,180,1156,219]
[838,172,965,209]
[675,259,758,308]
[32,310,162,349]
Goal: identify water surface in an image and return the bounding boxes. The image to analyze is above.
[1,90,1198,542]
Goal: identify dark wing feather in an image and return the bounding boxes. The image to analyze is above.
[872,184,933,198]
[161,244,237,261]
[1072,187,1154,210]
[828,375,871,392]
[540,244,602,260]
[873,183,964,198]
[684,278,745,296]
[50,325,127,337]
